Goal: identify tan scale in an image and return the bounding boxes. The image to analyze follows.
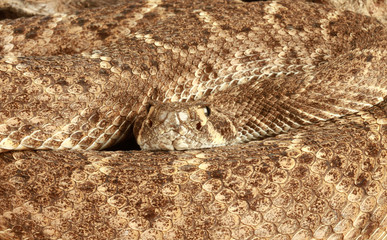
[0,0,386,239]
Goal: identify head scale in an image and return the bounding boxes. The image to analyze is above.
[133,102,238,151]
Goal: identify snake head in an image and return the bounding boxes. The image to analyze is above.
[133,102,238,151]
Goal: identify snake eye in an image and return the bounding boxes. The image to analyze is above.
[147,119,153,128]
[203,106,211,117]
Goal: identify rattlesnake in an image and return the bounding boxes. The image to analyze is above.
[0,0,386,239]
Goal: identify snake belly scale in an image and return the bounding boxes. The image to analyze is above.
[0,0,386,239]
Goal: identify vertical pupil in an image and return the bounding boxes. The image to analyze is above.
[204,106,210,117]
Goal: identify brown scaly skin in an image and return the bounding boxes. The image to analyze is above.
[0,0,386,150]
[0,101,386,239]
[2,0,386,24]
[0,0,386,239]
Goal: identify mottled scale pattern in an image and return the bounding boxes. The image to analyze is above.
[0,0,386,151]
[0,0,386,239]
[0,101,386,239]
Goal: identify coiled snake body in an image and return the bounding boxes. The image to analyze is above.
[0,0,386,239]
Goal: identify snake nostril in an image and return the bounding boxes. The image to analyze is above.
[148,120,153,128]
[196,122,202,130]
